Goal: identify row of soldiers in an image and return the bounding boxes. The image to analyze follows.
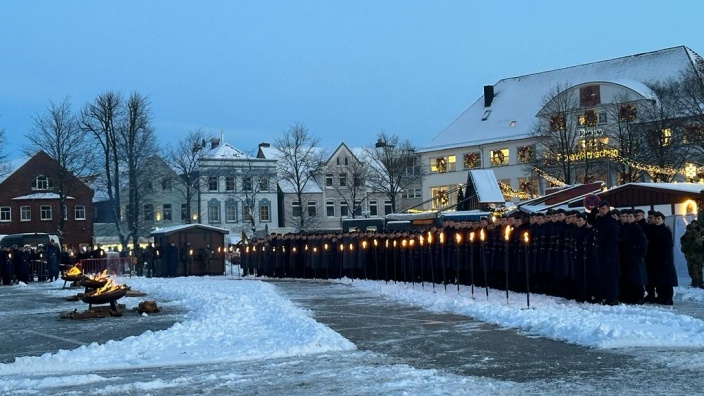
[240,201,678,306]
[0,240,61,285]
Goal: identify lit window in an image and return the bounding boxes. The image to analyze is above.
[490,149,509,166]
[661,129,672,146]
[430,188,449,209]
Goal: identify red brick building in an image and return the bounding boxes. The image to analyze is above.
[0,151,94,248]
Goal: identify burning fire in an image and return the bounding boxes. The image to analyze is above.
[87,278,126,297]
[87,269,109,282]
[65,266,83,277]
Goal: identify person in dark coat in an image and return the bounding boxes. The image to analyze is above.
[1,246,12,285]
[166,241,180,277]
[648,212,678,305]
[620,210,648,304]
[45,239,61,282]
[590,200,620,305]
[680,223,703,288]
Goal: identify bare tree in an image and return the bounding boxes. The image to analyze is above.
[0,120,11,177]
[233,156,277,236]
[325,156,371,219]
[120,92,158,248]
[604,95,648,184]
[23,97,95,241]
[79,91,127,245]
[165,128,208,224]
[636,80,692,182]
[273,123,324,232]
[362,131,422,213]
[677,56,704,162]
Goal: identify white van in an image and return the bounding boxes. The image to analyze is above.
[0,233,60,249]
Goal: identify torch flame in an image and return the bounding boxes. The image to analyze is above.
[419,235,424,246]
[504,226,512,241]
[362,241,367,249]
[469,232,475,242]
[480,229,485,241]
[439,233,444,244]
[455,233,461,244]
[523,231,529,244]
[402,239,407,248]
[427,231,433,244]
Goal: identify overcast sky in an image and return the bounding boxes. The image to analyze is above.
[1,1,703,162]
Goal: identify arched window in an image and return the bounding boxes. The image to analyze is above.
[32,175,54,190]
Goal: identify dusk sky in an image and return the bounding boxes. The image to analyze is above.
[1,1,703,162]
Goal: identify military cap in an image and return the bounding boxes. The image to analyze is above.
[598,200,610,208]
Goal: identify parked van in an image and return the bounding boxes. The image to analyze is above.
[0,233,60,249]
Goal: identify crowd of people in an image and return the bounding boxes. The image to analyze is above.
[241,200,681,306]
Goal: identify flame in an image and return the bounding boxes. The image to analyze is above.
[504,226,512,241]
[66,266,82,276]
[480,229,485,241]
[362,241,367,249]
[469,232,475,242]
[440,233,445,244]
[427,231,433,244]
[455,233,461,244]
[402,239,407,248]
[87,269,108,281]
[349,243,354,251]
[339,244,344,251]
[419,235,424,246]
[409,239,415,247]
[88,278,126,297]
[523,231,530,244]
[374,239,378,247]
[393,240,397,248]
[324,243,328,250]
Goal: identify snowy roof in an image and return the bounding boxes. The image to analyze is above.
[278,179,323,194]
[469,170,504,203]
[420,46,701,152]
[201,141,248,160]
[12,193,74,200]
[612,182,704,195]
[150,223,229,236]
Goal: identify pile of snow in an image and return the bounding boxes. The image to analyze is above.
[0,277,355,377]
[350,280,704,349]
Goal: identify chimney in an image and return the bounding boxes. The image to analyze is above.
[258,142,271,149]
[210,137,221,149]
[484,85,494,107]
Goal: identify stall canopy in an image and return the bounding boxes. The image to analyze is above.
[463,170,504,210]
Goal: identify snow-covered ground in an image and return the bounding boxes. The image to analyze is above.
[1,273,704,395]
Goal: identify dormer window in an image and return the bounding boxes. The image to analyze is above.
[32,175,54,191]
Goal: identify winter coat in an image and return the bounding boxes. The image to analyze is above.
[648,224,678,287]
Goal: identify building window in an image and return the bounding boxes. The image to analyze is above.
[259,177,269,192]
[163,203,172,222]
[292,201,301,218]
[208,202,220,223]
[143,204,154,221]
[243,204,253,223]
[0,207,10,222]
[354,200,362,216]
[339,173,347,187]
[490,148,509,166]
[325,173,334,187]
[340,202,349,218]
[145,181,153,192]
[384,200,393,214]
[517,146,534,163]
[21,206,31,221]
[369,200,378,216]
[225,200,238,222]
[74,205,86,220]
[336,157,340,165]
[430,187,450,209]
[405,156,421,175]
[598,112,607,125]
[208,176,218,191]
[41,205,52,221]
[661,128,672,146]
[308,201,317,217]
[181,203,188,220]
[517,177,536,197]
[243,177,252,192]
[32,175,54,190]
[463,152,481,169]
[431,155,455,172]
[225,176,236,191]
[579,85,601,107]
[161,178,172,191]
[402,188,422,199]
[326,200,335,217]
[260,204,270,222]
[344,157,349,165]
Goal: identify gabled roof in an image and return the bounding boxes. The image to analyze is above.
[12,193,75,200]
[420,45,701,153]
[201,142,247,160]
[468,170,504,203]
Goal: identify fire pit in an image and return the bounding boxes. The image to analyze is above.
[80,270,109,291]
[61,265,85,288]
[81,278,128,315]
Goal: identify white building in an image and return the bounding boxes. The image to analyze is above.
[419,45,703,209]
